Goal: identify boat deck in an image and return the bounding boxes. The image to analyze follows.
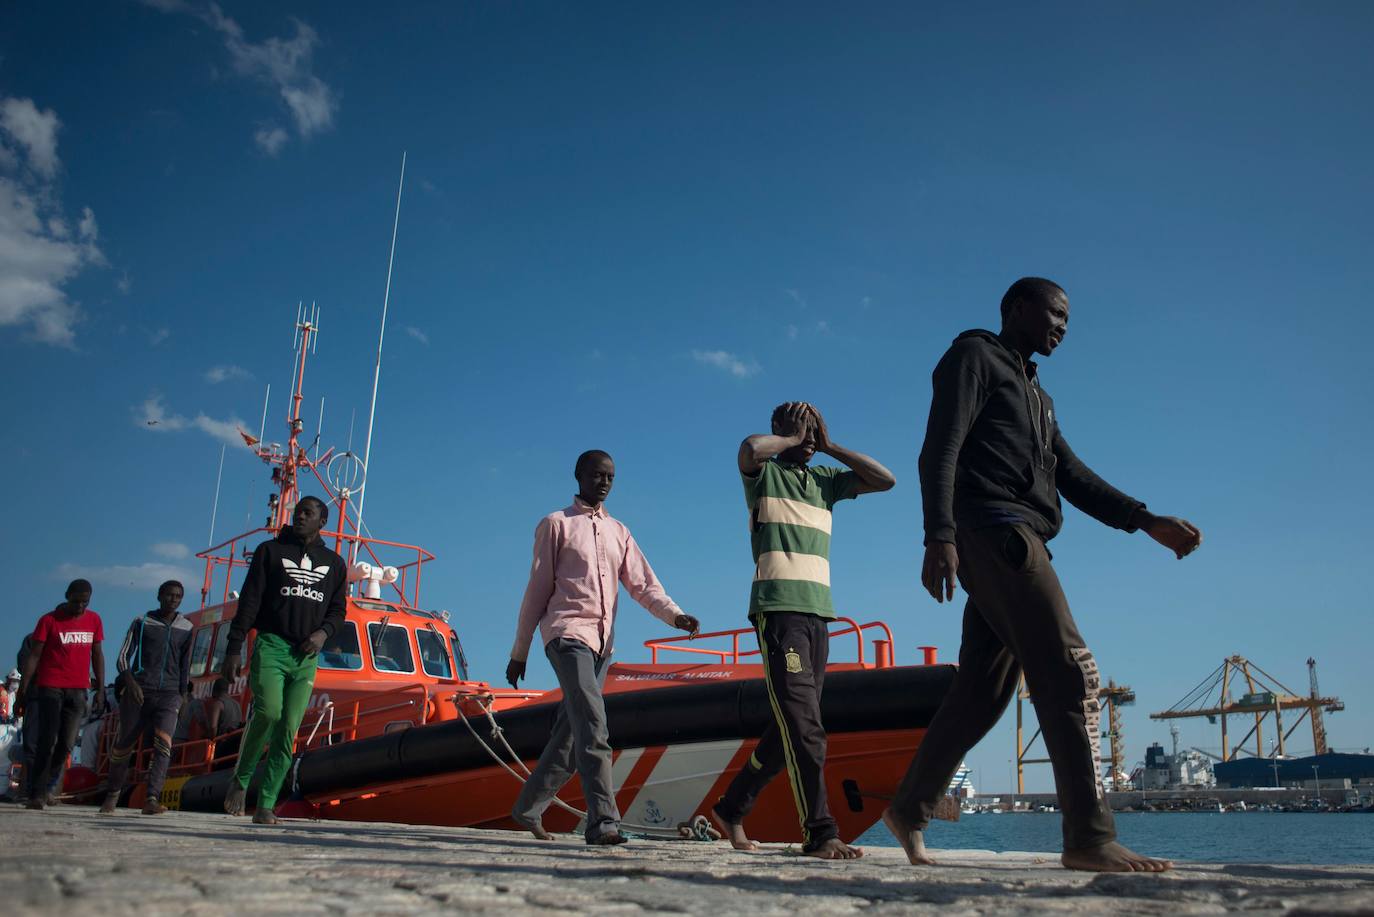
[4,805,1371,915]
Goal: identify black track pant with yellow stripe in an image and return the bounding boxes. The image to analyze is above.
[715,611,836,851]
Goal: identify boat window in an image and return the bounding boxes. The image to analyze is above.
[417,628,452,679]
[318,622,363,671]
[449,633,469,681]
[209,624,231,674]
[189,626,214,677]
[366,622,415,674]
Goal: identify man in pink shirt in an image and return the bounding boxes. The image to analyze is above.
[507,450,699,845]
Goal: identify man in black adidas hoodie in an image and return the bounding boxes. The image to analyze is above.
[220,495,346,824]
[884,278,1202,873]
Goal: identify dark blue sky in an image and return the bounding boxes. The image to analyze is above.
[2,2,1371,792]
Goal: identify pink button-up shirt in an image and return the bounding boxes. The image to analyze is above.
[510,498,683,662]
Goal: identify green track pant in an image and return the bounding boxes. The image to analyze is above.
[232,633,319,809]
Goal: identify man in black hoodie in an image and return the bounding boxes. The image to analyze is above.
[220,496,346,825]
[884,278,1202,873]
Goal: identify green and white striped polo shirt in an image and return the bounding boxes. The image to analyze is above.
[743,459,859,619]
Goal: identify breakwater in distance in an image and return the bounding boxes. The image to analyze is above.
[963,787,1368,812]
[857,810,1374,865]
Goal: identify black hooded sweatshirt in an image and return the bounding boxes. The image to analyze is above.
[919,329,1144,544]
[225,527,347,657]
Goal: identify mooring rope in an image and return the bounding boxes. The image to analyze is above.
[455,692,718,841]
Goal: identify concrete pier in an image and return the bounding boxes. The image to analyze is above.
[4,805,1372,915]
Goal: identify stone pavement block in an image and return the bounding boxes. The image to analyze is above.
[4,804,1374,916]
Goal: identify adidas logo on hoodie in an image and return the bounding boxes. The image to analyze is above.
[279,556,329,602]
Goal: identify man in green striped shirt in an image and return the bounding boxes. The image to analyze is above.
[711,401,895,859]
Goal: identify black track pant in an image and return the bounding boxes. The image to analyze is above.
[27,687,87,799]
[715,611,836,851]
[105,689,184,803]
[891,523,1115,851]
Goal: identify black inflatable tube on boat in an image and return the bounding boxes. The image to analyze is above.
[174,664,954,811]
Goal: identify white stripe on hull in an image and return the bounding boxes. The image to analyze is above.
[616,739,744,830]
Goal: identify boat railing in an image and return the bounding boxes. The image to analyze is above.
[195,525,436,609]
[103,682,437,787]
[644,616,898,667]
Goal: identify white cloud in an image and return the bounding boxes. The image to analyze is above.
[0,96,104,347]
[784,289,808,309]
[204,364,251,383]
[135,393,250,447]
[191,412,250,446]
[149,327,171,346]
[151,542,190,559]
[691,349,759,378]
[254,126,288,156]
[816,320,830,334]
[147,3,338,151]
[55,561,195,592]
[116,271,132,294]
[0,98,60,179]
[136,394,189,430]
[405,325,429,346]
[786,324,799,341]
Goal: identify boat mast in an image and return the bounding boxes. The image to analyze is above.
[352,151,407,563]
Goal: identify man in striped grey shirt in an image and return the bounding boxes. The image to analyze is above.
[711,402,895,859]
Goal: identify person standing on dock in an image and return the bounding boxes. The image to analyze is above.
[13,579,106,809]
[220,495,347,825]
[885,277,1203,873]
[711,402,896,860]
[506,450,700,846]
[100,580,194,816]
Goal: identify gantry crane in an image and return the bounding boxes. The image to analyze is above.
[1014,677,1135,793]
[1149,656,1343,761]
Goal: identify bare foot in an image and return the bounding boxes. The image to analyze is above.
[514,816,554,840]
[1062,841,1172,873]
[98,795,118,816]
[881,807,937,865]
[802,837,863,860]
[224,784,246,816]
[142,800,168,815]
[251,807,280,825]
[708,806,759,851]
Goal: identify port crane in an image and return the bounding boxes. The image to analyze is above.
[1015,677,1135,794]
[1149,656,1343,761]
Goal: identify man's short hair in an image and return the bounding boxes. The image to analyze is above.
[65,578,93,598]
[1000,277,1067,321]
[574,450,613,476]
[158,580,184,597]
[298,494,330,523]
[211,677,230,697]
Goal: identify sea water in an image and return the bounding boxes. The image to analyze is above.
[855,812,1374,865]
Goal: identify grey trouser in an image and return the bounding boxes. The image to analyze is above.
[891,523,1116,851]
[106,688,184,802]
[512,637,619,840]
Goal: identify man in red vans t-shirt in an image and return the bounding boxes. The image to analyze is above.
[15,578,106,809]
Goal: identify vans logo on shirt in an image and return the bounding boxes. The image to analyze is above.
[58,631,95,645]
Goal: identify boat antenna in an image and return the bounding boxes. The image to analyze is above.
[353,151,406,562]
[257,383,271,445]
[208,443,226,547]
